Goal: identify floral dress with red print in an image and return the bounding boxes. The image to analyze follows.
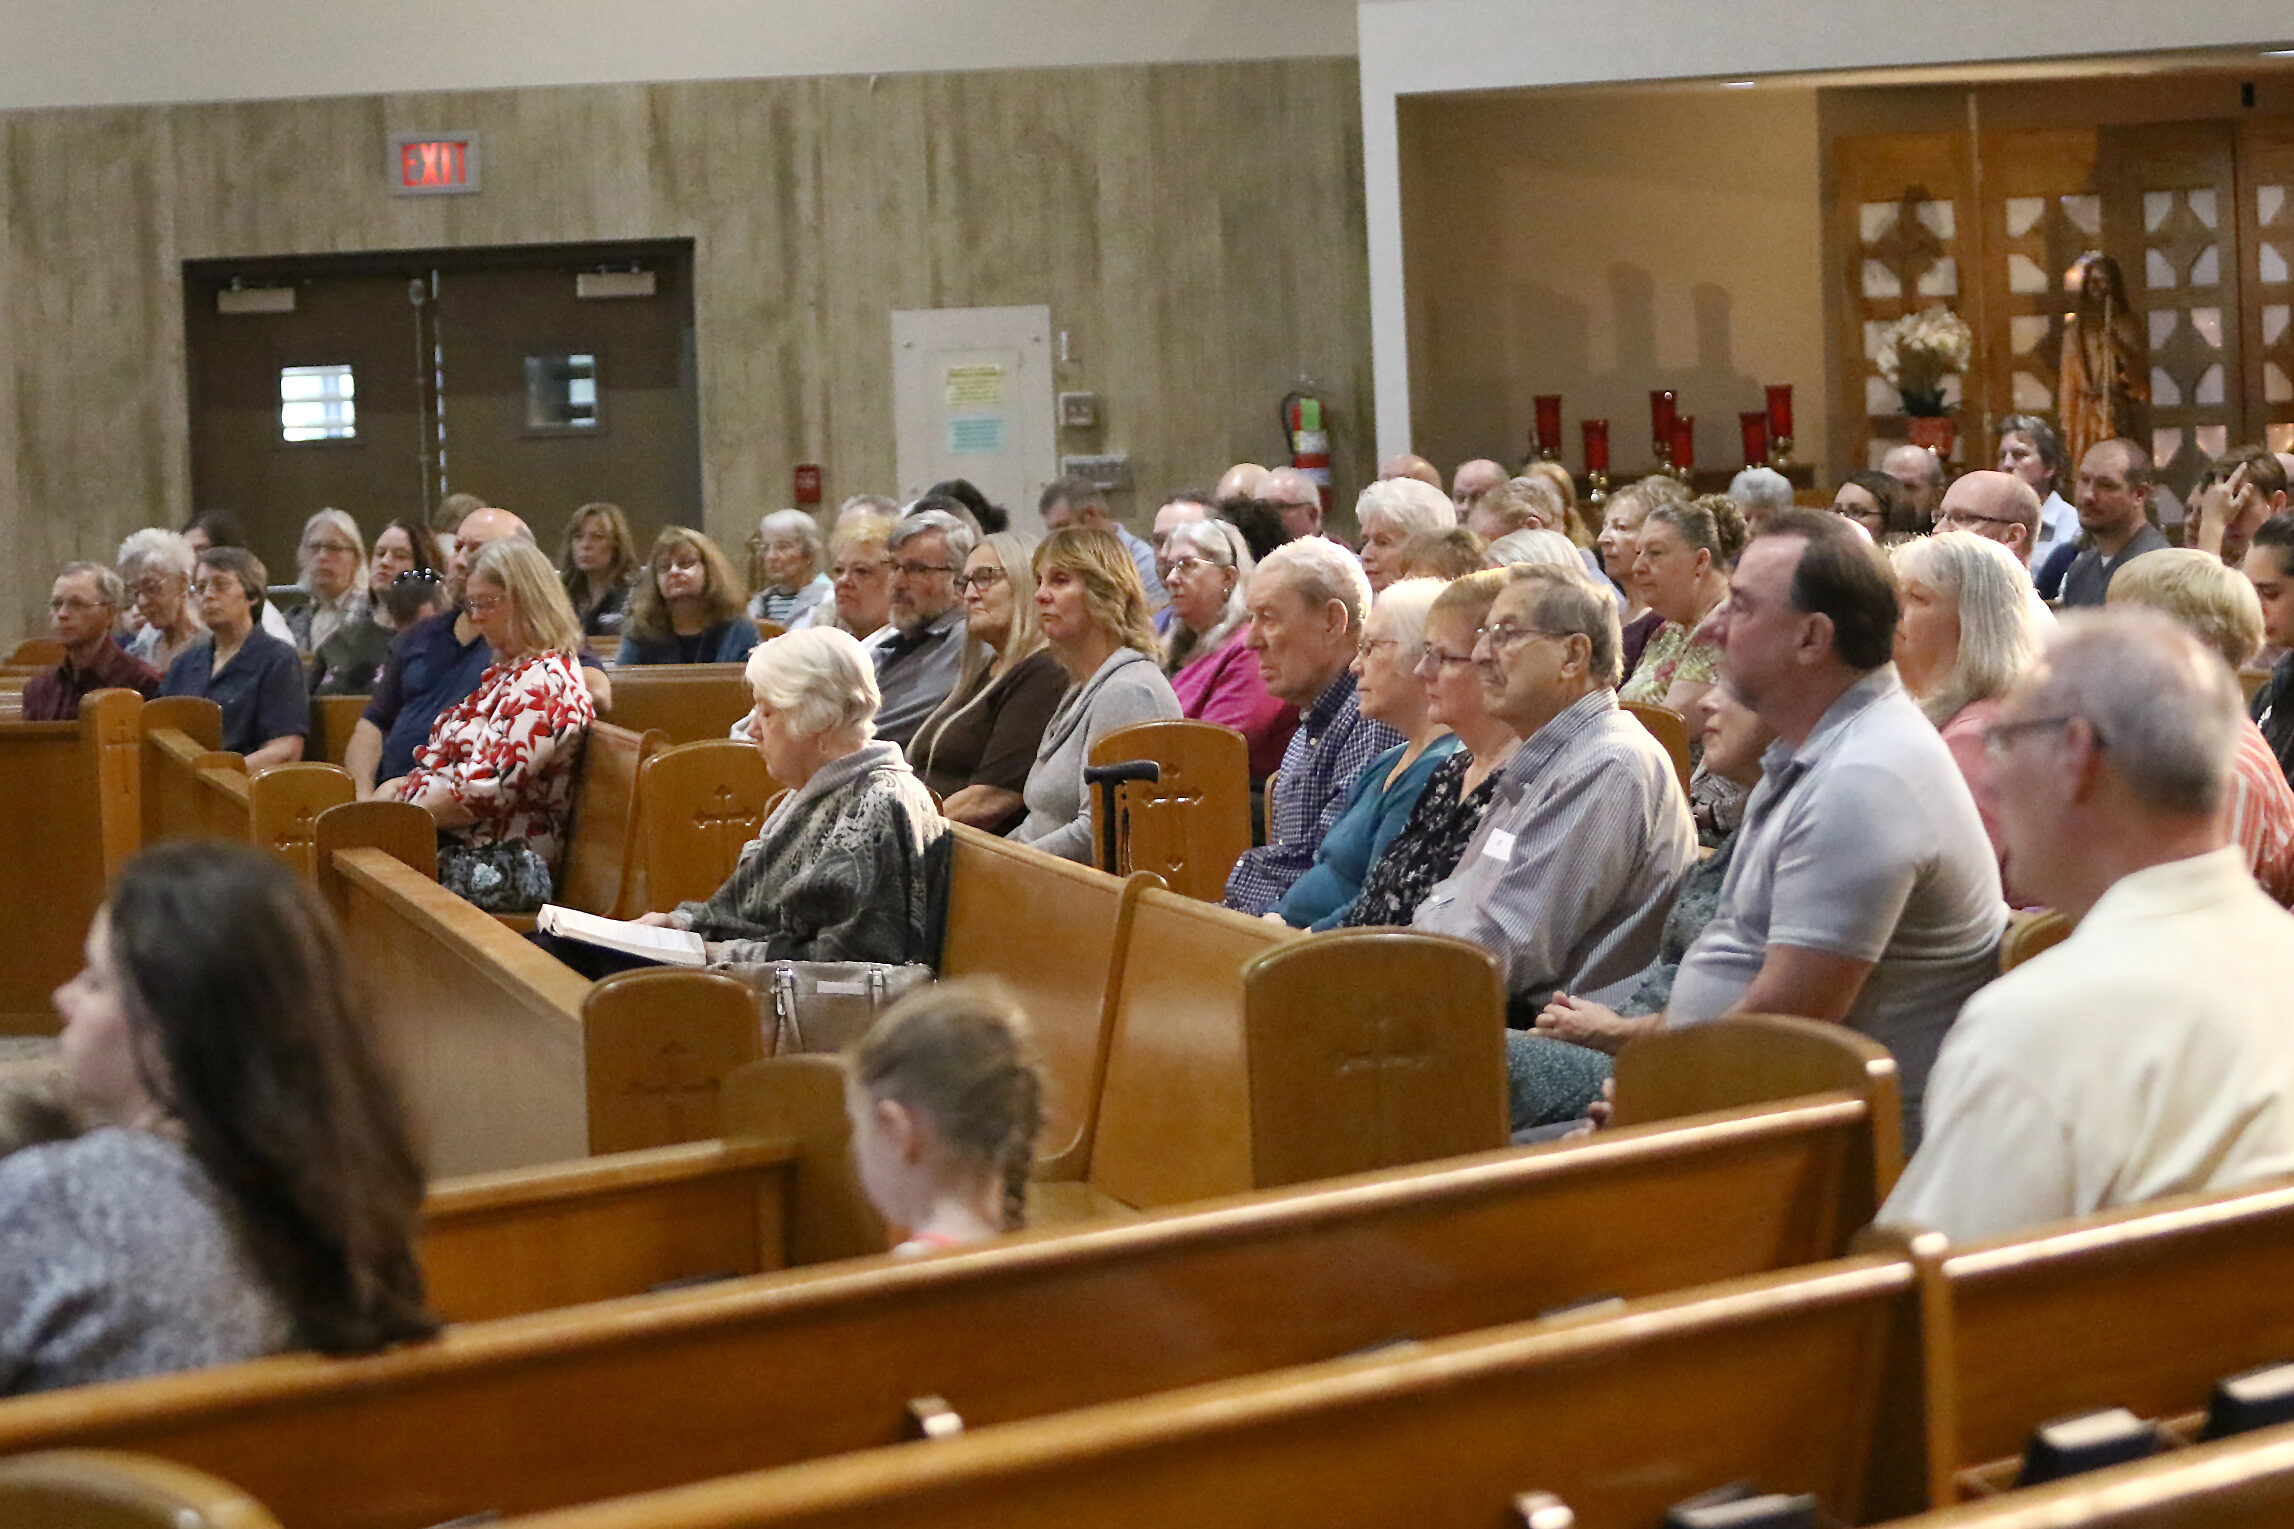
[398,650,594,870]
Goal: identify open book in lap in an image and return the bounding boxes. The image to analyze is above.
[533,905,707,967]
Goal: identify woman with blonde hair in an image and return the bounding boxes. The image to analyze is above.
[908,530,1069,832]
[558,502,640,639]
[845,980,1044,1251]
[1011,527,1182,862]
[617,526,756,665]
[1890,530,2049,870]
[806,515,896,636]
[382,538,596,911]
[1163,519,1295,782]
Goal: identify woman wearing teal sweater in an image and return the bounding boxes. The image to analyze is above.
[1272,578,1454,930]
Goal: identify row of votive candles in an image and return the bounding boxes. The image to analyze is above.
[1530,386,1794,475]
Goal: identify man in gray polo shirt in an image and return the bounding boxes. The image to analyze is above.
[1669,510,2007,1143]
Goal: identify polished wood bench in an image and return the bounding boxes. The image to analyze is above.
[600,662,754,745]
[1873,1416,2294,1527]
[139,696,355,877]
[0,1023,1900,1529]
[0,688,140,1030]
[0,1448,282,1529]
[307,693,369,765]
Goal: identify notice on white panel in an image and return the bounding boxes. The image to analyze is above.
[944,364,1007,408]
[949,416,1006,455]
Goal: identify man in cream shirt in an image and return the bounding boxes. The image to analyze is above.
[1881,611,2294,1241]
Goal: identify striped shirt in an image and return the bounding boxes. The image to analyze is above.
[1224,671,1401,916]
[2226,717,2294,907]
[1414,688,1694,1006]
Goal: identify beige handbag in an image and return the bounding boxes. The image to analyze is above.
[724,960,936,1056]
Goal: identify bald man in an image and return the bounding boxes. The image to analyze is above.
[1882,444,1948,525]
[1935,470,2042,567]
[1259,465,1330,540]
[1380,454,1444,490]
[346,505,612,796]
[1451,458,1508,512]
[1217,462,1270,502]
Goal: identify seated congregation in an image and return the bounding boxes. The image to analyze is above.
[12,431,2294,1456]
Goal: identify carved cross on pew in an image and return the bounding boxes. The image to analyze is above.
[626,1039,722,1109]
[691,785,756,845]
[1129,775,1204,880]
[1334,1011,1435,1082]
[269,802,327,877]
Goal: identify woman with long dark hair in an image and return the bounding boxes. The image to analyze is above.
[0,843,434,1393]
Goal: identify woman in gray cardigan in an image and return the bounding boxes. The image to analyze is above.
[1011,527,1183,863]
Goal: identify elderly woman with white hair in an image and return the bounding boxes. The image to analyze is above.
[285,508,369,659]
[748,508,833,628]
[1890,530,2050,871]
[1354,477,1456,594]
[1272,578,1457,930]
[1163,519,1296,782]
[116,528,206,673]
[622,626,946,963]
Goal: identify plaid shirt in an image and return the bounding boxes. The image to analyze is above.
[1223,671,1402,915]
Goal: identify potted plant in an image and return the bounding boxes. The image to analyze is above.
[1877,304,1974,455]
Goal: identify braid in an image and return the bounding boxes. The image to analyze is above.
[997,1065,1044,1230]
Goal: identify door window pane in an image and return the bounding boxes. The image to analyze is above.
[525,353,600,431]
[280,363,356,442]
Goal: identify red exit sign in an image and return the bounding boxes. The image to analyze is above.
[389,133,482,197]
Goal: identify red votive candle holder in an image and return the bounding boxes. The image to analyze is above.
[1650,389,1678,455]
[1739,412,1770,467]
[1534,395,1563,456]
[1582,419,1611,476]
[1765,383,1795,444]
[1671,417,1696,474]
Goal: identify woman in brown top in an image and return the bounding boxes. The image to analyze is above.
[907,530,1070,832]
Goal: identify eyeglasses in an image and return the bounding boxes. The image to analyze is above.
[954,567,1008,593]
[1415,646,1479,673]
[305,540,361,557]
[890,558,957,579]
[48,597,111,613]
[193,576,244,596]
[1980,713,2101,759]
[654,557,705,576]
[1167,555,1231,579]
[463,593,507,615]
[127,577,178,598]
[1476,622,1565,653]
[1937,509,2023,531]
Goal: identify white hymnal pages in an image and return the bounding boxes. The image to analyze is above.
[534,905,708,967]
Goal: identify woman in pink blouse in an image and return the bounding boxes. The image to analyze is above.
[1161,519,1296,782]
[379,538,596,911]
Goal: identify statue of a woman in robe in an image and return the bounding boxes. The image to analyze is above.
[2058,251,2148,472]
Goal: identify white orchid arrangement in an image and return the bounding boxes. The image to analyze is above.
[1876,304,1974,415]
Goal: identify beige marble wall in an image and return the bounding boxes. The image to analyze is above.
[0,58,1372,638]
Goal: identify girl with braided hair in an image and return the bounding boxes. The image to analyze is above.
[844,981,1044,1253]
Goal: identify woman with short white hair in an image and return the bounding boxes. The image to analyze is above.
[1273,577,1456,930]
[116,528,205,672]
[1354,478,1456,594]
[629,626,947,963]
[1891,530,2049,873]
[287,508,369,658]
[748,508,832,628]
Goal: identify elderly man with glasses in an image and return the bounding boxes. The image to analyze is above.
[1880,613,2294,1240]
[1412,561,1694,1031]
[1933,468,2044,567]
[873,509,974,747]
[22,562,161,721]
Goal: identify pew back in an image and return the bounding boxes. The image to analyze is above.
[1088,718,1253,901]
[935,827,1151,1170]
[1876,1419,2294,1527]
[602,663,754,744]
[583,967,765,1153]
[0,689,140,1030]
[0,1087,1899,1529]
[0,1449,283,1529]
[307,694,369,765]
[636,738,780,911]
[555,721,665,920]
[1622,699,1693,794]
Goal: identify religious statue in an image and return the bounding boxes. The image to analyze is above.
[2058,251,2148,471]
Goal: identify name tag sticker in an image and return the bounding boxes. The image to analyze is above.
[1482,829,1517,862]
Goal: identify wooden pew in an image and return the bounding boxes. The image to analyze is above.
[540,720,668,924]
[6,636,63,667]
[1908,1177,2294,1507]
[1622,698,1694,794]
[0,1448,284,1529]
[600,662,754,744]
[1088,718,1253,901]
[441,1256,1938,1529]
[307,693,369,765]
[0,688,141,1031]
[634,738,782,911]
[1873,1418,2294,1527]
[0,1028,1902,1529]
[138,697,356,876]
[312,802,763,1175]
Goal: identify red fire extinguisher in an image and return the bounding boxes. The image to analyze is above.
[1282,386,1332,515]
